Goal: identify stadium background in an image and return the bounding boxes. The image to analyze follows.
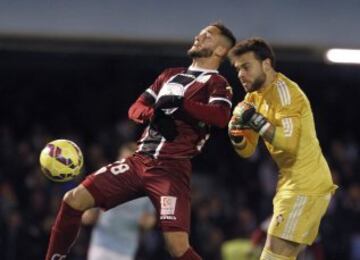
[0,1,359,259]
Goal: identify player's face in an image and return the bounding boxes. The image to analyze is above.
[233,52,267,93]
[187,26,222,58]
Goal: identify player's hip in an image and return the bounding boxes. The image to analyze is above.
[269,192,332,245]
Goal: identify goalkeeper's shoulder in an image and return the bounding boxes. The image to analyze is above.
[274,75,307,108]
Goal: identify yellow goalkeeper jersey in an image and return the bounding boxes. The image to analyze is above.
[236,73,336,195]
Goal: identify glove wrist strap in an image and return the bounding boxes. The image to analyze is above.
[259,122,271,136]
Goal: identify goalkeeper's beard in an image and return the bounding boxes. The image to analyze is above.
[187,48,213,58]
[248,72,266,92]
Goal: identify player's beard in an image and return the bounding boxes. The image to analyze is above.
[187,47,213,58]
[247,72,266,92]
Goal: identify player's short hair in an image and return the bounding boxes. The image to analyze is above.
[210,22,236,48]
[229,38,276,67]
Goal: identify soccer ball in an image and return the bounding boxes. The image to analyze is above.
[39,139,84,182]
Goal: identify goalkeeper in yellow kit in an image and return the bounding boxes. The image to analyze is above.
[228,38,337,260]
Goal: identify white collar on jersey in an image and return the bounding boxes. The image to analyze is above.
[188,65,219,74]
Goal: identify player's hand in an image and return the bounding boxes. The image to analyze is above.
[233,101,256,124]
[233,101,269,132]
[150,109,178,141]
[228,116,247,144]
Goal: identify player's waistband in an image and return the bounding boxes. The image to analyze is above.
[135,151,192,161]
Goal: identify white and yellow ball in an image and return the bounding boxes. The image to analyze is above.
[39,139,83,182]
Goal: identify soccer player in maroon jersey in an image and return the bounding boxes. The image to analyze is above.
[45,23,235,260]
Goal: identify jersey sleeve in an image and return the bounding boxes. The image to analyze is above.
[182,74,233,128]
[143,68,172,103]
[128,95,154,124]
[208,75,233,108]
[128,69,171,124]
[271,85,303,156]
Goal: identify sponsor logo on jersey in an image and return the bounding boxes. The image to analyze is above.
[51,253,66,260]
[160,196,177,220]
[160,215,177,220]
[276,214,284,226]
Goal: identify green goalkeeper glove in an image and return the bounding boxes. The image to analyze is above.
[233,101,270,134]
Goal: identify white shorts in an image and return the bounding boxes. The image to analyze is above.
[87,245,133,260]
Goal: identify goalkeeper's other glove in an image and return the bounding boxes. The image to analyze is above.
[228,116,247,144]
[233,101,269,133]
[150,109,178,141]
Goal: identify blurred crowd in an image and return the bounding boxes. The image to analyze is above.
[1,49,360,259]
[0,116,359,260]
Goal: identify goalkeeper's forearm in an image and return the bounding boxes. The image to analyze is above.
[257,120,299,156]
[272,125,299,155]
[258,122,275,143]
[242,111,275,143]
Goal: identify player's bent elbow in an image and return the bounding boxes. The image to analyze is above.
[216,119,229,128]
[210,112,230,128]
[277,142,298,159]
[211,107,231,128]
[284,142,298,156]
[272,133,298,157]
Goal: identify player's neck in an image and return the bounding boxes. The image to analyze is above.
[191,58,220,71]
[260,70,277,91]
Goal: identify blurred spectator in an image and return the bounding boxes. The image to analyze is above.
[0,48,359,259]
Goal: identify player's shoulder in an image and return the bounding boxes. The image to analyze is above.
[208,73,229,84]
[273,73,306,107]
[161,67,187,76]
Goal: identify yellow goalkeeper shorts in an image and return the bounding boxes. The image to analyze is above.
[268,192,331,245]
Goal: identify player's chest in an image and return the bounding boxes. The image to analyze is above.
[164,73,211,100]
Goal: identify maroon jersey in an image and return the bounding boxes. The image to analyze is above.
[135,66,232,159]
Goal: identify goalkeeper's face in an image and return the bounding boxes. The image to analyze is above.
[233,52,267,93]
[187,26,222,58]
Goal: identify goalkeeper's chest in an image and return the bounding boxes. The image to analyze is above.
[255,97,283,125]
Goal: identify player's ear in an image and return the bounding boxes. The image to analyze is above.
[263,58,272,72]
[214,45,227,58]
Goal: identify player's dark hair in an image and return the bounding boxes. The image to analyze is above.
[210,22,236,48]
[229,38,276,67]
